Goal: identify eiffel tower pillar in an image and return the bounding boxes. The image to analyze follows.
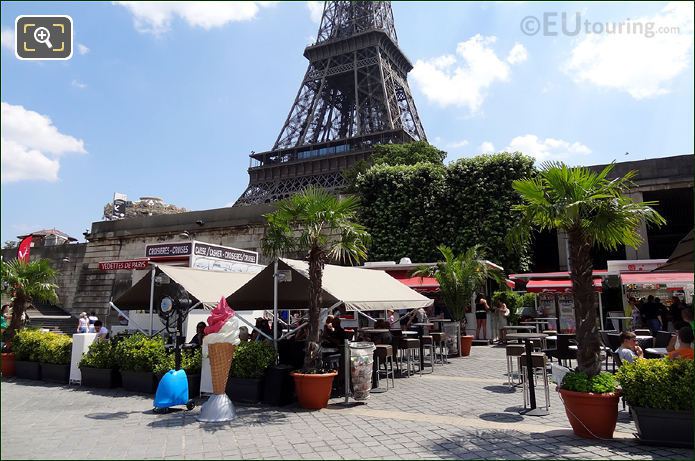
[234,1,426,206]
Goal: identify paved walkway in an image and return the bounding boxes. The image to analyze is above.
[2,345,692,460]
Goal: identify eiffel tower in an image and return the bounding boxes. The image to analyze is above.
[234,0,426,206]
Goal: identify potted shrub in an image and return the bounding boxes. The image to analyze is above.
[509,162,664,438]
[559,371,621,438]
[262,187,370,409]
[414,245,502,357]
[39,332,72,383]
[115,333,165,394]
[617,358,694,447]
[154,347,202,397]
[13,329,45,380]
[79,339,119,388]
[227,341,276,403]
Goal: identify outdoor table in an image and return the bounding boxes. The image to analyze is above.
[502,325,534,343]
[535,317,558,331]
[429,319,451,331]
[506,332,549,416]
[609,316,631,332]
[645,347,668,357]
[520,321,540,332]
[636,335,654,349]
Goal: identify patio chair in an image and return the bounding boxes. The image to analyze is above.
[600,330,621,371]
[634,329,651,336]
[374,345,395,390]
[520,352,550,410]
[654,331,672,348]
[505,344,525,387]
[542,334,576,368]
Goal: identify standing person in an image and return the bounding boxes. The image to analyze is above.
[495,300,509,343]
[642,295,662,335]
[475,297,489,340]
[386,309,400,330]
[655,298,670,332]
[188,321,207,346]
[670,296,685,329]
[628,297,641,330]
[76,312,89,333]
[87,311,98,333]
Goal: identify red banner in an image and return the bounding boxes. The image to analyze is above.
[17,236,32,263]
[98,258,150,271]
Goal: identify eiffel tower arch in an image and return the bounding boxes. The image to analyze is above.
[234,1,426,206]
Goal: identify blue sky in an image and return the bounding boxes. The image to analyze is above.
[1,1,693,244]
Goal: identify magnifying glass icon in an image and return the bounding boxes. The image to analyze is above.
[33,27,53,49]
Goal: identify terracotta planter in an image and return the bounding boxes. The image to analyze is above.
[291,371,337,410]
[558,388,620,439]
[460,336,473,357]
[1,352,16,377]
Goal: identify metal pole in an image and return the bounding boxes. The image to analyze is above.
[273,259,279,352]
[598,293,604,330]
[344,338,350,404]
[148,265,156,337]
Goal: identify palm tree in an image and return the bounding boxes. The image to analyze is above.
[262,187,370,370]
[508,162,665,377]
[413,245,502,353]
[1,258,59,338]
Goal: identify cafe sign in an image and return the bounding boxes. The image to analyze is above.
[98,258,150,271]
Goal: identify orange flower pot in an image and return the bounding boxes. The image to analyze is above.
[1,352,16,377]
[460,335,473,357]
[558,388,621,439]
[291,371,337,410]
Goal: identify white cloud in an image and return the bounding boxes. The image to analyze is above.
[565,2,694,99]
[114,1,274,35]
[506,43,528,64]
[1,102,87,183]
[446,139,470,149]
[71,79,87,89]
[480,141,495,153]
[307,2,324,24]
[505,134,591,163]
[1,28,13,51]
[411,35,528,113]
[77,43,90,55]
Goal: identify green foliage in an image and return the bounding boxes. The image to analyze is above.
[356,152,536,272]
[413,245,503,322]
[153,348,203,375]
[79,339,116,369]
[491,291,535,325]
[230,341,277,379]
[372,141,446,166]
[616,358,694,412]
[562,370,618,394]
[12,328,47,362]
[37,332,72,365]
[114,333,165,372]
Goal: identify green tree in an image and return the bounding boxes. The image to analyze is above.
[262,187,370,370]
[371,141,446,166]
[413,245,502,353]
[0,259,59,338]
[508,162,665,377]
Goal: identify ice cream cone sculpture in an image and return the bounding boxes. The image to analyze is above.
[208,343,235,394]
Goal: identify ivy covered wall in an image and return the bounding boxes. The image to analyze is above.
[355,152,536,273]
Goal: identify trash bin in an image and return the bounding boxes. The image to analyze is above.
[349,341,376,400]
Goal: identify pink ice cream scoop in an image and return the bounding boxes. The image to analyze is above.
[205,297,235,335]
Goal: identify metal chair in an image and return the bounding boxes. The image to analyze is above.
[520,352,550,410]
[420,335,436,371]
[542,334,577,368]
[398,337,421,377]
[430,331,448,364]
[374,345,395,389]
[505,344,525,387]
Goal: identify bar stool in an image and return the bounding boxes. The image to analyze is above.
[520,352,550,410]
[430,332,447,364]
[399,337,421,377]
[505,344,525,387]
[420,335,435,371]
[374,344,395,389]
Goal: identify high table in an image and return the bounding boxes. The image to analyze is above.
[609,316,632,332]
[501,325,535,344]
[506,332,549,416]
[535,317,558,332]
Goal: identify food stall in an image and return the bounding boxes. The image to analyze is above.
[620,272,695,309]
[525,278,604,333]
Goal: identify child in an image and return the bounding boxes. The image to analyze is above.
[667,326,694,360]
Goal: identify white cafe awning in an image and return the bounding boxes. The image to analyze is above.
[227,258,433,311]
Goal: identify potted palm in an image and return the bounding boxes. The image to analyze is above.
[262,187,370,410]
[509,162,665,438]
[413,245,502,357]
[227,341,277,403]
[12,328,45,380]
[617,358,693,447]
[39,332,72,383]
[115,333,165,394]
[0,258,59,376]
[80,339,120,388]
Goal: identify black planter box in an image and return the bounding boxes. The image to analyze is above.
[187,373,200,398]
[15,361,41,380]
[121,370,157,394]
[227,377,264,403]
[81,367,120,389]
[40,363,70,384]
[262,364,295,406]
[632,406,694,448]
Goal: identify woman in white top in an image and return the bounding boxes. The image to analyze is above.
[495,300,510,342]
[76,312,89,333]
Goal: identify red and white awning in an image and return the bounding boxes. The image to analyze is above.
[526,278,603,293]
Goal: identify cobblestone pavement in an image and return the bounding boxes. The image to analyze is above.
[2,345,692,460]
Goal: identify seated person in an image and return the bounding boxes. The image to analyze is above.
[667,308,693,352]
[188,321,206,346]
[616,331,643,363]
[239,326,250,342]
[371,319,392,345]
[93,320,109,341]
[324,315,335,335]
[667,326,694,360]
[252,317,272,341]
[324,317,347,346]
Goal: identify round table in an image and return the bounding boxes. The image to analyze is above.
[506,332,549,416]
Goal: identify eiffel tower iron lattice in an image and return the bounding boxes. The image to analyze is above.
[234,1,426,206]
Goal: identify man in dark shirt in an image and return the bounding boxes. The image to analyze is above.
[670,296,684,327]
[642,295,662,335]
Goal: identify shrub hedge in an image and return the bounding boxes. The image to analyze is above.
[616,358,694,412]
